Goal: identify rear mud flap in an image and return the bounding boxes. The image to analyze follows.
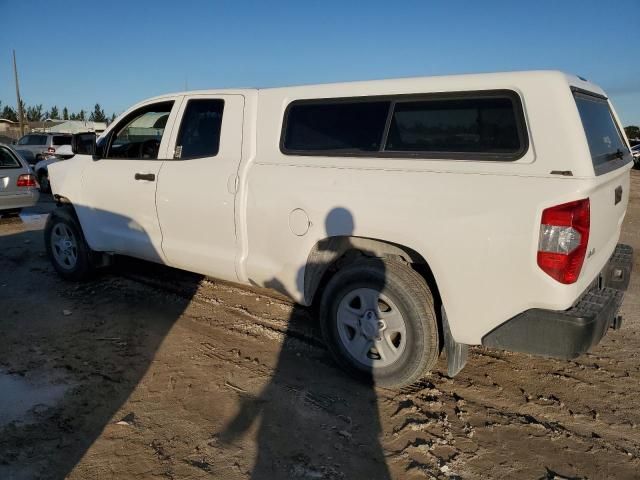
[442,307,468,377]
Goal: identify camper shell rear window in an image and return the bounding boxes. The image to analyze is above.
[573,88,632,175]
[281,90,528,161]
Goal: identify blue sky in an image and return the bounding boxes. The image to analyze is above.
[1,0,639,125]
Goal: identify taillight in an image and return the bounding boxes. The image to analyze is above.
[537,199,590,284]
[17,174,38,188]
[47,147,56,154]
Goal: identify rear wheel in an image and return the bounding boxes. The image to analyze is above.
[319,258,440,388]
[45,206,94,281]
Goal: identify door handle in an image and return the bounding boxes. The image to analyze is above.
[135,173,155,181]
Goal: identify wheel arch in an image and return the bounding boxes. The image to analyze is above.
[53,194,76,208]
[304,236,440,306]
[49,196,110,268]
[51,196,84,236]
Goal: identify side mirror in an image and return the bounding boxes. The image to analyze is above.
[55,144,74,157]
[71,132,96,156]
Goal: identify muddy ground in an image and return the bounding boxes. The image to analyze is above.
[0,172,639,480]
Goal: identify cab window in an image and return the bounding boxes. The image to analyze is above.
[0,147,21,168]
[174,99,224,159]
[106,101,174,159]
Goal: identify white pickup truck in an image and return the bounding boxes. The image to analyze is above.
[45,71,634,388]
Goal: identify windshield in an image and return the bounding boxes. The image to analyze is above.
[573,91,630,173]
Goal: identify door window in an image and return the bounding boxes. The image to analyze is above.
[174,99,225,159]
[17,136,29,145]
[30,135,46,146]
[0,147,21,168]
[106,101,174,159]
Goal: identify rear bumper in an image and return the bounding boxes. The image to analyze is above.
[0,191,39,211]
[482,244,633,359]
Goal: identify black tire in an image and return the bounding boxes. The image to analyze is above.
[44,206,94,281]
[319,258,440,388]
[37,170,51,193]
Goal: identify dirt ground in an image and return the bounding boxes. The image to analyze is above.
[0,171,639,480]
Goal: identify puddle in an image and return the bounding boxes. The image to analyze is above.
[0,370,69,426]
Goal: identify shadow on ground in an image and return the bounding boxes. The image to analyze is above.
[0,207,393,479]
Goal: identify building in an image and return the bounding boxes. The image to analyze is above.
[0,118,22,143]
[30,119,107,135]
[0,118,108,143]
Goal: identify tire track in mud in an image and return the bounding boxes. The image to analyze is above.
[383,375,640,478]
[76,266,640,479]
[101,270,451,477]
[117,271,326,349]
[105,271,456,478]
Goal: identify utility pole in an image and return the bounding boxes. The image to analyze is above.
[13,50,25,136]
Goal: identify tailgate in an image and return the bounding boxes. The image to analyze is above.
[588,167,630,268]
[573,89,633,277]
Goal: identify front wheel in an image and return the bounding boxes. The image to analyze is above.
[38,170,51,193]
[45,207,94,281]
[320,258,440,388]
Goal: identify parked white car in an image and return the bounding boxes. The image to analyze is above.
[33,144,75,193]
[45,71,634,387]
[0,144,39,215]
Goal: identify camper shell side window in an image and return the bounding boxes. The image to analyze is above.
[281,90,528,161]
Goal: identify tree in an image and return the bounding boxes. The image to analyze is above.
[69,110,86,121]
[89,103,107,122]
[26,104,44,121]
[1,105,18,122]
[63,107,69,120]
[624,126,640,140]
[50,105,60,120]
